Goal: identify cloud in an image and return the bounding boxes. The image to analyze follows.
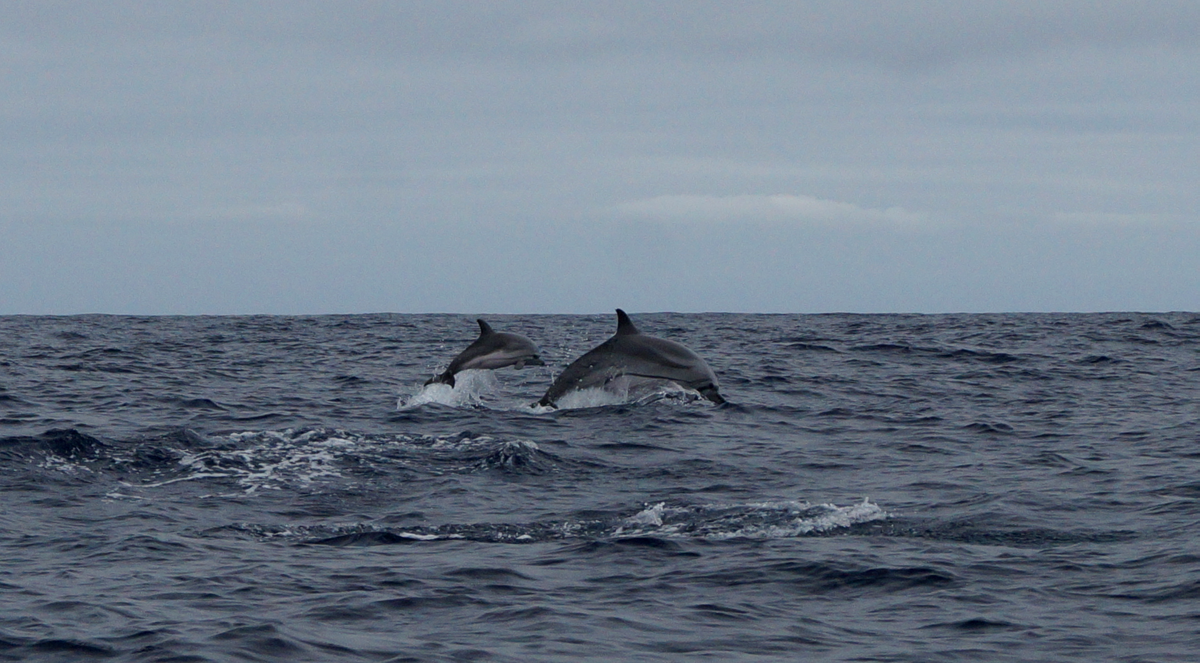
[609,193,928,226]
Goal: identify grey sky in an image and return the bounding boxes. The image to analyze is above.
[2,1,1198,314]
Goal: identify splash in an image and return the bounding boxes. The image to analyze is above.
[534,381,706,411]
[614,498,887,539]
[543,386,631,410]
[398,369,500,408]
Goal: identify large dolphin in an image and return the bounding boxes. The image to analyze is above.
[426,319,545,387]
[536,309,726,407]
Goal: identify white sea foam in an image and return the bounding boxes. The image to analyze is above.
[121,428,546,496]
[38,455,94,474]
[615,498,886,540]
[397,532,454,541]
[712,498,886,539]
[123,429,352,494]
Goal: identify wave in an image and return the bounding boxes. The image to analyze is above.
[3,427,563,498]
[287,498,887,546]
[116,428,561,495]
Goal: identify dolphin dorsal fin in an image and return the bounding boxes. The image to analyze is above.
[477,319,495,336]
[615,309,640,335]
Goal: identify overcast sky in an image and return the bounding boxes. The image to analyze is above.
[2,1,1198,314]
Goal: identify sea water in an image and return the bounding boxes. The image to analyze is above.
[1,312,1197,661]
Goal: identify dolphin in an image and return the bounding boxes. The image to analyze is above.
[426,319,545,387]
[536,309,726,408]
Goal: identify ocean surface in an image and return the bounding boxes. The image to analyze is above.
[1,312,1198,662]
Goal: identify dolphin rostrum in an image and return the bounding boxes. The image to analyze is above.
[426,319,545,387]
[536,309,726,408]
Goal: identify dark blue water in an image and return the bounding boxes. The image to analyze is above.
[1,312,1198,662]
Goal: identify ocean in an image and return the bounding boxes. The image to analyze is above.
[1,312,1197,662]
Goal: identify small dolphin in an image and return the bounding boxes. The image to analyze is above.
[536,309,726,408]
[426,319,545,387]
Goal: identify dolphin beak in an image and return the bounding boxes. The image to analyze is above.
[525,356,546,366]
